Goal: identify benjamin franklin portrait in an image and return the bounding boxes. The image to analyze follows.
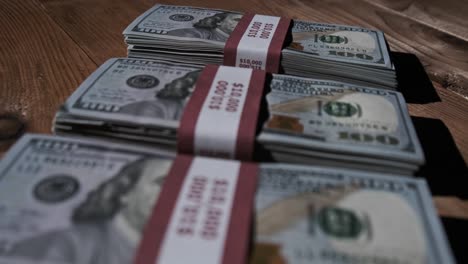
[167,12,242,42]
[118,70,201,120]
[4,158,172,264]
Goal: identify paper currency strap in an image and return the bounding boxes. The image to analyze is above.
[134,155,258,264]
[224,13,291,73]
[178,65,266,160]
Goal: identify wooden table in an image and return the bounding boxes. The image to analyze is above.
[1,0,467,259]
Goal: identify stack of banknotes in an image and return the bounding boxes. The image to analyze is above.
[53,58,424,175]
[0,134,454,264]
[123,4,397,90]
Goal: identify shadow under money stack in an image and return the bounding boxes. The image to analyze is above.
[53,58,424,175]
[123,4,397,90]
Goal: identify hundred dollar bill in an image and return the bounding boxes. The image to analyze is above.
[63,58,202,130]
[258,74,424,164]
[0,135,453,264]
[123,4,393,70]
[123,5,391,67]
[252,164,455,264]
[0,134,174,264]
[287,21,392,69]
[55,58,421,172]
[124,5,241,44]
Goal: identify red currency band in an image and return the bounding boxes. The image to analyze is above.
[266,16,291,73]
[134,155,259,264]
[133,155,193,264]
[177,65,218,156]
[177,65,266,161]
[224,13,291,73]
[223,13,255,68]
[221,162,259,264]
[235,69,266,160]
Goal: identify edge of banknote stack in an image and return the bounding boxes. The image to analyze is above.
[123,4,397,90]
[0,134,455,263]
[53,57,424,175]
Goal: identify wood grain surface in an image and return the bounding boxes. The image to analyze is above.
[371,0,468,40]
[0,0,98,153]
[409,84,468,159]
[1,0,467,230]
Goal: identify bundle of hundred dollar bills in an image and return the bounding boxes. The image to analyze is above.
[0,134,454,264]
[123,4,397,90]
[53,58,424,175]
